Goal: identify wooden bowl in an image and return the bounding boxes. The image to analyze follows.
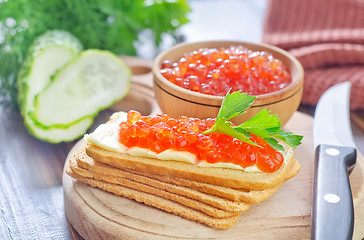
[152,41,304,126]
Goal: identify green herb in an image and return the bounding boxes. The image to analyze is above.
[0,0,191,108]
[203,91,303,151]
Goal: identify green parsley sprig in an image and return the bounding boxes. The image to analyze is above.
[203,91,303,151]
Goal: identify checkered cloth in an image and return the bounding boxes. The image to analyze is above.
[263,0,364,109]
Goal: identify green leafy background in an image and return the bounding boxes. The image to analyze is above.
[0,0,191,109]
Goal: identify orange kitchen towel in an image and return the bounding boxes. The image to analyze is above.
[263,0,364,109]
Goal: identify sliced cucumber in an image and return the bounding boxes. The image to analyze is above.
[17,31,131,143]
[17,30,85,143]
[31,49,131,127]
[24,116,94,143]
[18,30,83,115]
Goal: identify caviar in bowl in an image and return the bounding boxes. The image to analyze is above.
[152,41,304,126]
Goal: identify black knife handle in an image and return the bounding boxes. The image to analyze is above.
[311,144,356,240]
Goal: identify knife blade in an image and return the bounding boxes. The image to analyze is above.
[311,81,357,240]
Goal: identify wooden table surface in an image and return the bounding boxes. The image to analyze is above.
[2,1,364,239]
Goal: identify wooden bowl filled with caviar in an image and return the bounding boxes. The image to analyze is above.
[152,41,304,126]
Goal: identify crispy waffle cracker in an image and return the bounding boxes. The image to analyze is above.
[65,162,240,230]
[69,155,248,218]
[65,112,301,230]
[76,144,249,208]
[127,164,299,204]
[76,143,299,205]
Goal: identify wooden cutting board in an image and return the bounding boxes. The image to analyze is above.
[62,57,364,240]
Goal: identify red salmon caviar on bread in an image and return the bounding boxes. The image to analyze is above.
[66,109,300,229]
[118,110,284,173]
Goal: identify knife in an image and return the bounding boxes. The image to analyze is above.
[311,81,357,240]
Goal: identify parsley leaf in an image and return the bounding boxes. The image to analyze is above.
[217,91,256,121]
[203,91,303,150]
[204,117,258,146]
[267,128,303,149]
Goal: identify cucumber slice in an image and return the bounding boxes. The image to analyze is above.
[31,49,131,127]
[18,30,83,115]
[24,117,94,143]
[17,30,86,143]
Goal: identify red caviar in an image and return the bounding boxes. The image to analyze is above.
[119,111,284,173]
[160,46,291,96]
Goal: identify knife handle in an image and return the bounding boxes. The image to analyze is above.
[311,144,356,240]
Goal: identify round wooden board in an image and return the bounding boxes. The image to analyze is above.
[63,57,364,240]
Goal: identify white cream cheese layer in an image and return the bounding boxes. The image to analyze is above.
[84,112,284,172]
